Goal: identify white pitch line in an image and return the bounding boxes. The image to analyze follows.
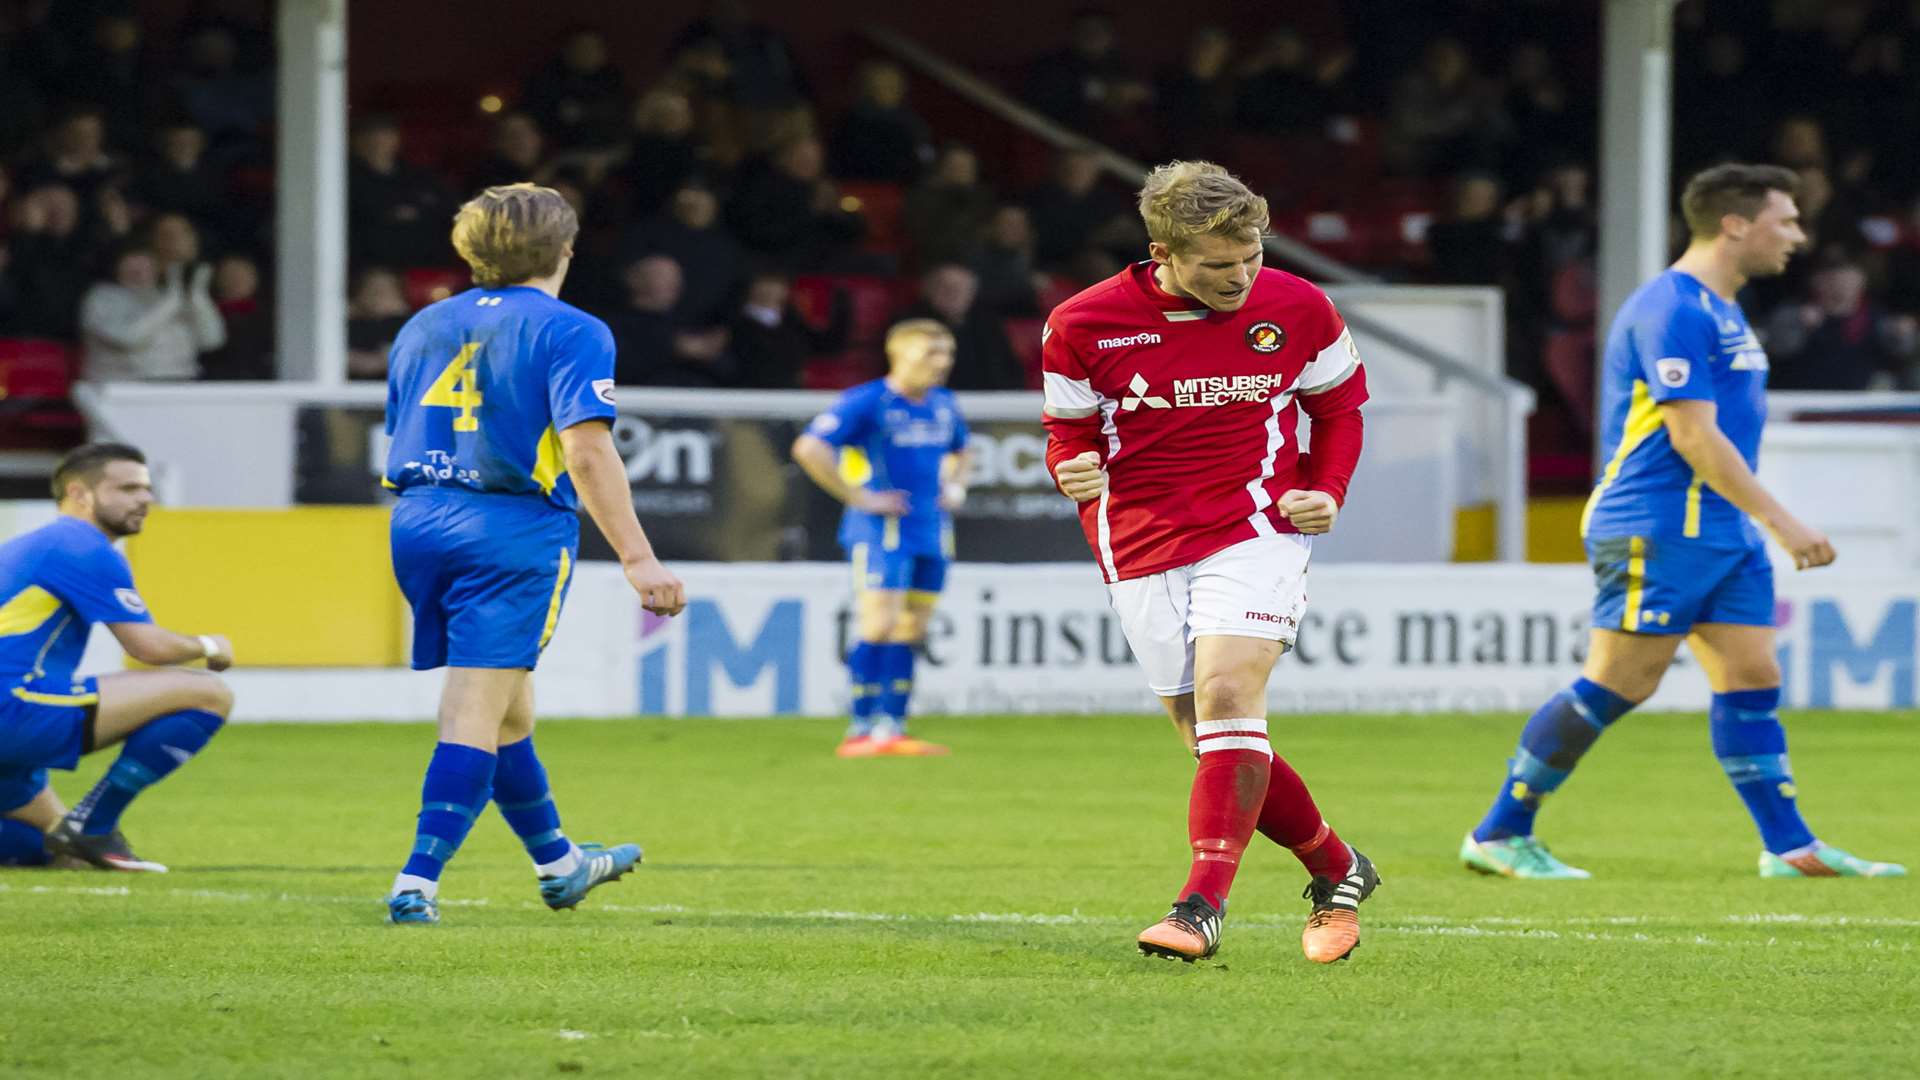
[3,880,1912,950]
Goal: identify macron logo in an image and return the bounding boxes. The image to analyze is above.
[1096,332,1162,349]
[1245,611,1295,627]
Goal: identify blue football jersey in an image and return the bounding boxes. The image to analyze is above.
[0,517,153,683]
[1583,269,1769,547]
[805,379,968,555]
[384,286,618,512]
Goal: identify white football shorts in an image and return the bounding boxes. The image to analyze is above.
[1105,533,1312,697]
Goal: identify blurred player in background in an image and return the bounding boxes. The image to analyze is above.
[0,442,235,872]
[792,319,969,758]
[382,183,687,925]
[1461,164,1905,880]
[1043,162,1378,964]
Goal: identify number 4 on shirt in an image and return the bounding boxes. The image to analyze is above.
[421,343,484,431]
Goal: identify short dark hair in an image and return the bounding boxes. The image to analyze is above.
[51,442,145,500]
[1681,163,1800,239]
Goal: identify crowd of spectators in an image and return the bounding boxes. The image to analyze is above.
[5,0,1920,408]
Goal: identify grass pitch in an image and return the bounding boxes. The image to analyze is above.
[2,711,1915,1079]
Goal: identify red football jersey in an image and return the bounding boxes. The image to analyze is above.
[1041,261,1366,583]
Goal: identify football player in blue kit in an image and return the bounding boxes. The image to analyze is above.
[382,184,686,924]
[792,319,971,757]
[0,442,235,873]
[1461,164,1903,880]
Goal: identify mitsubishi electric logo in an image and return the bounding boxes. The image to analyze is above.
[1096,332,1162,349]
[1120,373,1171,411]
[1120,372,1294,410]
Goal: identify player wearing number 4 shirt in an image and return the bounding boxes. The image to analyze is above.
[381,184,689,926]
[1042,161,1379,965]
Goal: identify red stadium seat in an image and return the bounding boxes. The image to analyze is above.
[1542,328,1597,441]
[838,181,906,256]
[0,338,82,450]
[791,275,903,346]
[1003,316,1047,387]
[802,349,884,390]
[1550,260,1598,324]
[402,267,470,309]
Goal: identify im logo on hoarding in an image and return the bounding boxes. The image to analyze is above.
[638,598,804,715]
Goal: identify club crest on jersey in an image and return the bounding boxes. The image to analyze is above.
[1655,357,1691,386]
[115,588,147,614]
[1246,321,1286,353]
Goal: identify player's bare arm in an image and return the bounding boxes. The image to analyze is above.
[937,449,973,511]
[1659,399,1835,569]
[789,433,910,516]
[108,622,234,672]
[559,419,686,616]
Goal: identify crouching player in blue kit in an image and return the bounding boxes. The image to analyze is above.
[1461,165,1903,880]
[383,184,686,924]
[0,443,234,872]
[792,319,970,758]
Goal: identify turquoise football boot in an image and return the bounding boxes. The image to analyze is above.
[1460,833,1592,879]
[540,841,643,910]
[1759,844,1906,878]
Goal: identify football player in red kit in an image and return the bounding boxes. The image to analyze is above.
[1041,161,1377,963]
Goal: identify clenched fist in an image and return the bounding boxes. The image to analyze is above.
[1054,451,1106,503]
[1277,489,1338,533]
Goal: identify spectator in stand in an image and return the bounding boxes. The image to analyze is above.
[466,112,550,193]
[345,266,412,380]
[4,185,103,339]
[347,114,456,269]
[903,143,994,268]
[670,0,812,155]
[896,263,1024,390]
[1763,251,1920,391]
[727,269,850,388]
[1156,26,1237,146]
[168,23,272,154]
[17,106,121,216]
[57,11,153,154]
[619,88,700,219]
[971,205,1045,316]
[132,119,226,232]
[1770,115,1829,171]
[520,28,629,153]
[829,61,933,184]
[1024,10,1153,132]
[1385,37,1509,175]
[1501,42,1584,189]
[200,252,273,380]
[1426,172,1511,286]
[1023,147,1136,272]
[608,254,732,386]
[1233,26,1349,138]
[620,179,744,327]
[728,135,866,272]
[79,242,225,381]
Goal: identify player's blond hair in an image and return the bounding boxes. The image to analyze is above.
[885,318,955,359]
[1137,160,1269,253]
[450,183,579,288]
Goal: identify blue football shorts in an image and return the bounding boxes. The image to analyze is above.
[391,489,580,670]
[849,542,948,597]
[1587,535,1774,636]
[0,675,101,811]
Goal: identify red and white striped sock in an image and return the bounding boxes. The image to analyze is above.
[1178,718,1273,911]
[1258,753,1354,880]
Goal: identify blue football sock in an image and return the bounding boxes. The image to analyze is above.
[494,737,573,867]
[878,643,916,727]
[847,641,882,735]
[1474,678,1635,841]
[70,708,224,836]
[0,819,49,866]
[398,742,497,885]
[1711,688,1816,854]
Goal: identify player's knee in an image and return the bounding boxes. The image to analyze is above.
[1721,656,1782,692]
[197,675,235,719]
[859,613,899,642]
[1193,670,1260,719]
